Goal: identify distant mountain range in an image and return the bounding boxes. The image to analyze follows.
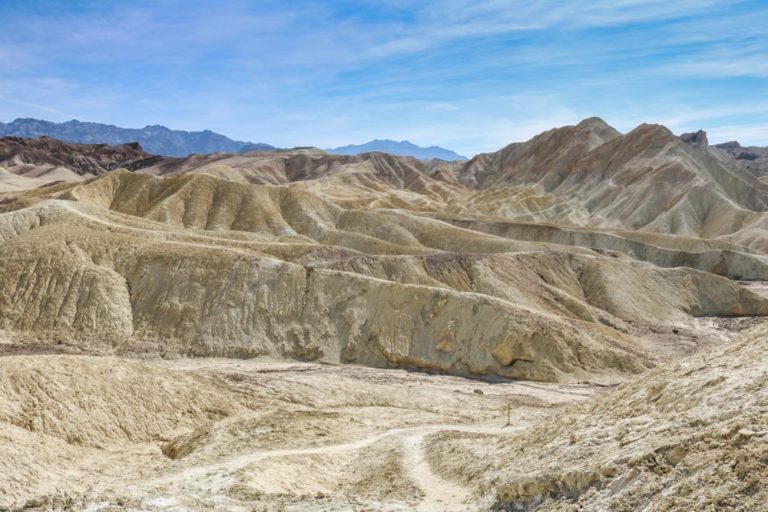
[327,139,467,161]
[0,119,468,161]
[0,118,276,157]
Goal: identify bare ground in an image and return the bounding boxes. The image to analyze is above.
[3,289,762,511]
[0,321,740,511]
[2,356,599,512]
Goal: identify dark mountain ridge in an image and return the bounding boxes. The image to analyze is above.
[0,118,276,157]
[0,136,162,175]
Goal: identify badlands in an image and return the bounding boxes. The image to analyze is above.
[1,118,767,511]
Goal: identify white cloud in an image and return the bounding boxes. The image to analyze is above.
[0,95,78,120]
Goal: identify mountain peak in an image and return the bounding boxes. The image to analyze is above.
[572,117,622,145]
[577,116,611,129]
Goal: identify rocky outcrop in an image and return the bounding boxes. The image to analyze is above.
[0,136,163,177]
[680,129,709,149]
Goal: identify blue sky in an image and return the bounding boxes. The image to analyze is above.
[1,0,767,156]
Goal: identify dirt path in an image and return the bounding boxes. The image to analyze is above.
[401,429,475,511]
[3,357,595,511]
[136,423,511,510]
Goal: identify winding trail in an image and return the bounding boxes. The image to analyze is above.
[401,430,473,511]
[140,423,514,511]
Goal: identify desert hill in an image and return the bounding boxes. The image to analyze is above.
[0,136,162,191]
[456,119,768,245]
[713,139,768,177]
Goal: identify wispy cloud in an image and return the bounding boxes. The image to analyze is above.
[0,0,766,154]
[0,94,78,120]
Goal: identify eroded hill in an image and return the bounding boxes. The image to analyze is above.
[1,119,768,511]
[1,121,768,384]
[1,168,766,383]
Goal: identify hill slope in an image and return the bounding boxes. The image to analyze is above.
[456,118,768,246]
[2,164,768,383]
[431,320,768,511]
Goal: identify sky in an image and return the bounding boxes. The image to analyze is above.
[0,0,767,157]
